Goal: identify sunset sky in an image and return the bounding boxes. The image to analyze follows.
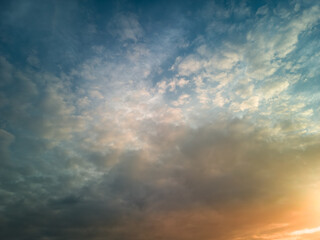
[0,0,320,239]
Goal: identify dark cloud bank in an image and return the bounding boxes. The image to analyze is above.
[1,115,320,239]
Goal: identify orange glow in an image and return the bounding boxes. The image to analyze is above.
[291,226,320,235]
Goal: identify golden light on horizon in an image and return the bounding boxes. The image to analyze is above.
[290,226,320,235]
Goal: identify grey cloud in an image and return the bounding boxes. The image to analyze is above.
[0,129,14,155]
[108,13,144,42]
[0,56,14,87]
[1,116,320,240]
[0,57,85,142]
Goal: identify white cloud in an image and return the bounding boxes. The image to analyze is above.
[156,78,189,95]
[260,81,290,100]
[157,80,167,94]
[300,109,313,117]
[177,55,203,76]
[172,94,190,107]
[211,51,240,70]
[213,91,228,107]
[231,95,260,112]
[235,83,254,99]
[177,78,189,87]
[245,5,320,80]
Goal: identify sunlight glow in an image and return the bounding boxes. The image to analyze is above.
[290,226,320,235]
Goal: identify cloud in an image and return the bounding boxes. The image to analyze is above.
[260,80,290,100]
[245,4,320,80]
[108,13,144,42]
[172,94,190,106]
[1,1,320,239]
[0,129,14,165]
[291,226,320,235]
[0,56,13,87]
[2,108,320,240]
[230,95,260,112]
[0,62,84,142]
[176,54,203,76]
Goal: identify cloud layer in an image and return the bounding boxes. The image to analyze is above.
[1,0,320,239]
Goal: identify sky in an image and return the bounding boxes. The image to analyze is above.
[0,0,320,239]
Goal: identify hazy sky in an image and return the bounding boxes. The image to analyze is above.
[1,0,320,239]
